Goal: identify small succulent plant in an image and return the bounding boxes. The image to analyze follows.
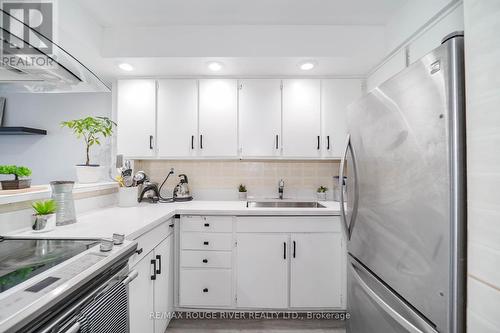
[317,186,328,193]
[32,200,57,216]
[238,184,247,193]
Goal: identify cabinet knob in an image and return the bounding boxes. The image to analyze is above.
[203,241,209,245]
[203,288,208,293]
[202,259,208,263]
[204,223,210,227]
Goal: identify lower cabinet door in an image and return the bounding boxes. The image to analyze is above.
[154,236,173,333]
[290,233,343,308]
[129,251,155,333]
[236,233,289,308]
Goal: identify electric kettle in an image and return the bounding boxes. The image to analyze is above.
[173,174,193,201]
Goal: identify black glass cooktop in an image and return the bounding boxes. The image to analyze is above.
[0,238,98,293]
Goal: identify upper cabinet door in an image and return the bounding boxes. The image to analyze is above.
[282,80,321,157]
[239,79,282,157]
[199,79,238,157]
[157,79,198,158]
[117,80,156,158]
[321,79,362,158]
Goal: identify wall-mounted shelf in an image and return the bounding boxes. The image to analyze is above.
[0,127,47,135]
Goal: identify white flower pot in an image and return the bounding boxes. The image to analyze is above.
[118,187,139,207]
[316,192,327,201]
[238,192,247,201]
[32,213,56,233]
[75,165,102,183]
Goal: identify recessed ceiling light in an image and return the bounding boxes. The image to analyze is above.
[118,63,134,71]
[299,61,316,71]
[207,62,223,72]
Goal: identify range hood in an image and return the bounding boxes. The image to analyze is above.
[0,9,109,93]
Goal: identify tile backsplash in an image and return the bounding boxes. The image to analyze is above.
[135,160,340,200]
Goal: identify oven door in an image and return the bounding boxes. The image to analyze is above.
[30,266,138,333]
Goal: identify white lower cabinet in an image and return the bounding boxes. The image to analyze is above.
[236,233,289,308]
[290,233,343,308]
[129,220,174,333]
[129,250,155,333]
[178,216,234,308]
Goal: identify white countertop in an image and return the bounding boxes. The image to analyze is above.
[7,200,341,240]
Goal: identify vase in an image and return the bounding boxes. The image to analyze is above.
[238,192,247,200]
[316,192,327,201]
[75,165,102,183]
[32,213,56,233]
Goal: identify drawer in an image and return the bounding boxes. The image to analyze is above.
[181,233,233,251]
[179,269,232,307]
[181,250,232,268]
[129,219,172,267]
[181,216,233,233]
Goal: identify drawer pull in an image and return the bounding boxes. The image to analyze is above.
[203,241,209,246]
[204,223,210,227]
[203,288,208,293]
[202,259,208,263]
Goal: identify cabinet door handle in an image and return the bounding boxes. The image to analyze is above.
[191,135,195,150]
[135,248,143,255]
[203,288,208,293]
[202,259,208,263]
[327,136,330,150]
[283,242,287,260]
[203,241,209,246]
[150,259,157,280]
[317,136,320,150]
[169,223,174,228]
[149,135,154,150]
[276,134,279,149]
[200,135,203,149]
[204,223,210,227]
[293,241,296,258]
[156,255,162,274]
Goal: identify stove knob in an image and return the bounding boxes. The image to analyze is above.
[113,233,125,245]
[100,238,114,252]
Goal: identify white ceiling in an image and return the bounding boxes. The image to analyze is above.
[67,0,411,80]
[77,0,407,27]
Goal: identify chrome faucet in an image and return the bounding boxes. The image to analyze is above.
[278,179,285,199]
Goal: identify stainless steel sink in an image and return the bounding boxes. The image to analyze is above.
[246,201,326,208]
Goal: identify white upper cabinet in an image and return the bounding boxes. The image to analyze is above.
[321,79,362,158]
[117,80,156,157]
[157,79,198,158]
[239,79,282,157]
[282,79,321,158]
[198,79,238,157]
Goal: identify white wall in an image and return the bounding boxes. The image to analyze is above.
[367,1,464,91]
[464,0,500,331]
[0,93,112,185]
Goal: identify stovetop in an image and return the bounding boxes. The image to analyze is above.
[0,237,99,293]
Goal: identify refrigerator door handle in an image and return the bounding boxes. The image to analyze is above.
[339,134,359,240]
[350,260,437,333]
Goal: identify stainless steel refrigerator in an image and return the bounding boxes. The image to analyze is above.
[340,32,466,333]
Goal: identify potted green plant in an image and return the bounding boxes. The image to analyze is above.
[316,185,328,201]
[0,165,32,190]
[61,116,116,183]
[238,184,247,200]
[32,199,57,232]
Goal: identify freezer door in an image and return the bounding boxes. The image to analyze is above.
[345,37,464,332]
[347,255,438,333]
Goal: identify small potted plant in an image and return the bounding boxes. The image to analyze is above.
[238,184,247,200]
[0,165,32,190]
[316,186,328,201]
[61,116,116,183]
[32,199,57,232]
